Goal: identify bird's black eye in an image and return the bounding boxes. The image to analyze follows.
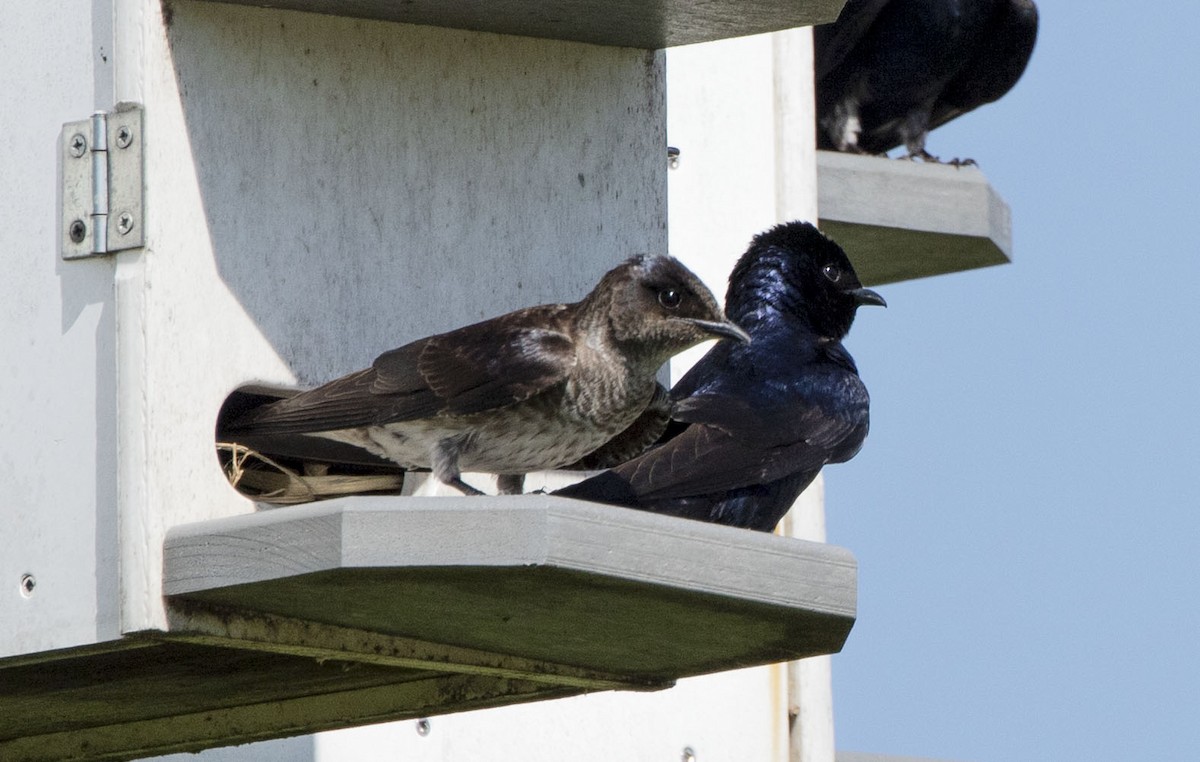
[822,264,842,283]
[658,288,682,309]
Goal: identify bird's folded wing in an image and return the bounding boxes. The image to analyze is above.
[614,394,866,499]
[229,315,579,436]
[931,0,1039,127]
[224,368,393,435]
[409,323,577,417]
[813,0,892,82]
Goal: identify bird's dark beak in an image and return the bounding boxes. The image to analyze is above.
[849,287,887,308]
[688,318,752,344]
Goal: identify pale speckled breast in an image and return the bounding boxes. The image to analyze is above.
[320,379,655,474]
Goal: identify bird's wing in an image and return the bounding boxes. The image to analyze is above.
[407,319,577,417]
[224,367,393,435]
[931,0,1039,129]
[813,0,893,82]
[611,390,867,500]
[226,307,577,435]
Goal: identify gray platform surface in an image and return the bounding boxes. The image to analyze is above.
[165,496,857,679]
[1,497,855,761]
[818,150,1013,286]
[195,0,847,48]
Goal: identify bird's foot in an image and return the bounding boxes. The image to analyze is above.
[900,149,941,163]
[900,150,977,168]
[446,477,486,496]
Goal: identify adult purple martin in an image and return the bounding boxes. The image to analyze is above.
[556,222,884,532]
[224,256,749,496]
[815,0,1038,160]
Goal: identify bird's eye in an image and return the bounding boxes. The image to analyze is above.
[658,288,682,309]
[822,264,842,283]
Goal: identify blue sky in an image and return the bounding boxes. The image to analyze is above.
[827,3,1200,760]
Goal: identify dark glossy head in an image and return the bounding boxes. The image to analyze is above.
[726,221,885,340]
[590,255,750,357]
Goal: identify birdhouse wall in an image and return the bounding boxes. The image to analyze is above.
[2,0,666,654]
[2,0,120,660]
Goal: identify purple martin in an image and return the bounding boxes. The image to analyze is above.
[556,222,884,532]
[815,0,1038,161]
[224,256,749,496]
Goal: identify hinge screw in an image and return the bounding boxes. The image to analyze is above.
[69,220,87,243]
[20,574,36,598]
[415,718,431,736]
[69,133,87,157]
[116,213,135,236]
[115,125,134,149]
[681,747,696,762]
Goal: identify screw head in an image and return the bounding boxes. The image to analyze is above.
[20,574,36,598]
[116,213,135,236]
[667,146,681,170]
[681,747,696,762]
[69,133,87,157]
[69,220,87,243]
[415,718,431,736]
[115,125,133,149]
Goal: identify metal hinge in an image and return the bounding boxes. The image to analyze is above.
[60,103,144,259]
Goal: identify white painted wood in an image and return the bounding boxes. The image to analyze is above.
[182,0,848,49]
[817,150,1012,285]
[817,151,1011,250]
[666,26,836,762]
[312,669,790,762]
[163,497,857,620]
[112,0,666,634]
[0,0,120,659]
[662,28,819,378]
[785,476,838,762]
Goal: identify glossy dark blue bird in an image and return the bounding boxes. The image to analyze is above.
[556,221,885,532]
[815,0,1039,161]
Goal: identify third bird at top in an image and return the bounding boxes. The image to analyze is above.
[815,0,1038,162]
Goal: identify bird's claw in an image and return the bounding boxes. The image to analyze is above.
[898,151,977,168]
[447,477,486,496]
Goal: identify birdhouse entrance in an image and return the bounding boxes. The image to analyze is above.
[217,387,410,504]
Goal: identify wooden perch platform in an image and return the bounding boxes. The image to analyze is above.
[0,497,856,761]
[187,0,848,48]
[817,150,1013,286]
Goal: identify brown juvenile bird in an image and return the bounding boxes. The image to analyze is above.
[225,256,749,496]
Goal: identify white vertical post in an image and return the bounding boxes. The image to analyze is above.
[773,28,837,762]
[666,25,834,762]
[784,475,837,762]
